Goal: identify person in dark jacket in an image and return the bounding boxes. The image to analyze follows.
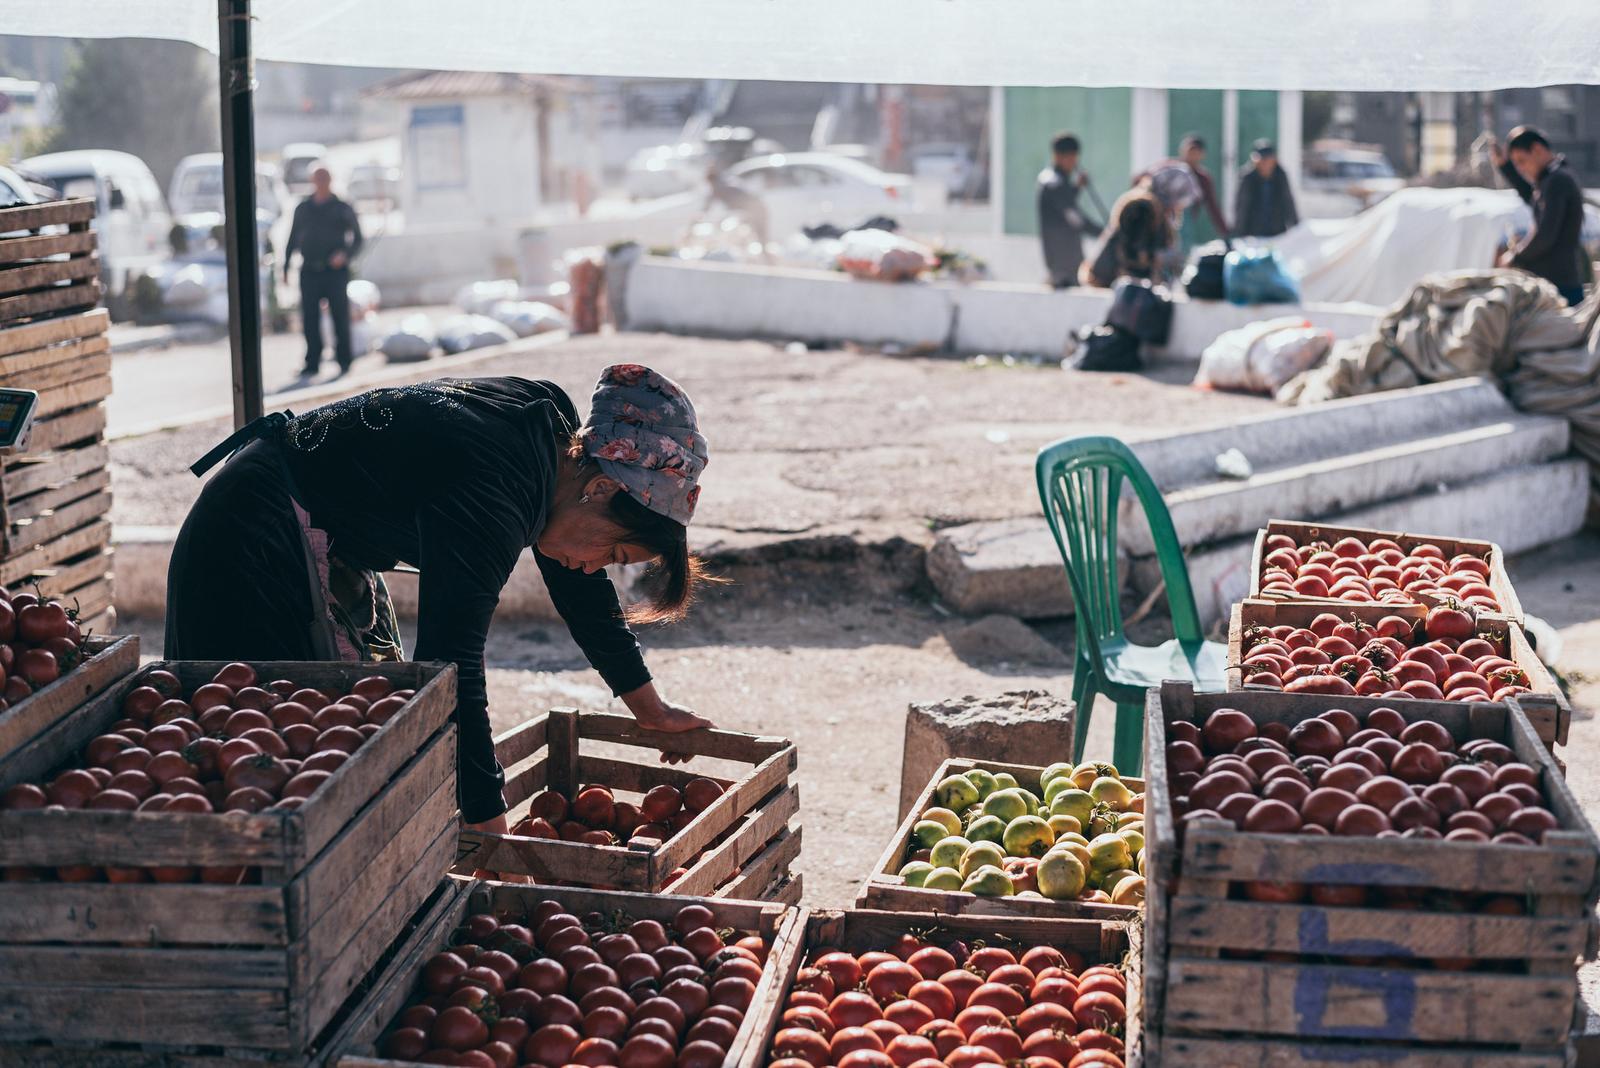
[166,367,715,833]
[1233,140,1299,239]
[1493,126,1588,306]
[285,166,363,377]
[1037,133,1102,288]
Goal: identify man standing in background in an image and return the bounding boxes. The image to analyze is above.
[1233,140,1299,239]
[285,166,363,378]
[1492,126,1587,306]
[1037,133,1101,288]
[1177,133,1229,242]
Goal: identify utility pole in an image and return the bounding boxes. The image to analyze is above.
[218,0,264,429]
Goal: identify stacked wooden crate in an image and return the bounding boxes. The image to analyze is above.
[0,198,114,631]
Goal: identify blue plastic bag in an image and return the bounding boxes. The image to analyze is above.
[1223,246,1301,306]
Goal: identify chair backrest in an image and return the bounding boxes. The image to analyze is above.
[1035,435,1205,663]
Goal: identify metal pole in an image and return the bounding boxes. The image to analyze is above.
[218,0,264,429]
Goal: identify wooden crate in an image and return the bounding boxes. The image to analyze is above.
[328,878,806,1068]
[0,632,137,759]
[0,660,461,1058]
[859,755,1144,921]
[456,708,800,898]
[1248,518,1524,623]
[1142,681,1600,1067]
[1228,599,1570,748]
[0,198,114,626]
[739,905,1143,1068]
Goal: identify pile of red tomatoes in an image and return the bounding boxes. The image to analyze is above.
[380,900,769,1068]
[768,934,1128,1068]
[1258,532,1503,612]
[0,584,92,709]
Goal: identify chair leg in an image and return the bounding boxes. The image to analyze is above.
[1113,701,1144,777]
[1071,663,1097,764]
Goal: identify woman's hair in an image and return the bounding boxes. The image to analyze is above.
[567,438,716,624]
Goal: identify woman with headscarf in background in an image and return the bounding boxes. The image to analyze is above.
[1080,186,1174,289]
[166,364,714,832]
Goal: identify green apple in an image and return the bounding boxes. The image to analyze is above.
[1047,813,1083,839]
[1099,867,1140,895]
[961,864,1015,897]
[1002,815,1055,858]
[1049,839,1092,872]
[1050,789,1095,826]
[912,820,954,849]
[991,772,1021,792]
[1087,832,1133,874]
[1039,762,1075,792]
[923,866,964,891]
[1017,789,1042,816]
[1037,850,1088,900]
[929,836,972,871]
[899,860,936,886]
[959,841,1006,878]
[1089,776,1134,812]
[1118,827,1146,856]
[921,807,963,837]
[966,814,1006,846]
[963,768,999,800]
[1056,830,1089,846]
[1043,775,1076,805]
[982,789,1029,824]
[935,775,981,813]
[1111,874,1146,906]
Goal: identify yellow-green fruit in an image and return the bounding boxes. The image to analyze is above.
[923,866,964,891]
[929,836,971,870]
[912,820,953,849]
[899,861,936,886]
[1087,832,1133,874]
[1118,827,1146,856]
[1050,840,1092,872]
[966,814,1006,846]
[1037,850,1088,900]
[1050,789,1095,826]
[921,807,963,836]
[1126,792,1146,815]
[1002,815,1055,858]
[1118,817,1145,835]
[1017,789,1042,816]
[1089,776,1134,812]
[1099,867,1140,895]
[963,769,999,800]
[1111,874,1146,906]
[1057,831,1089,846]
[1043,776,1075,805]
[959,841,1006,878]
[1071,761,1117,790]
[1047,813,1082,838]
[961,864,1015,897]
[1015,890,1047,901]
[991,772,1021,792]
[1087,809,1119,838]
[935,775,980,812]
[1039,762,1075,792]
[983,789,1029,824]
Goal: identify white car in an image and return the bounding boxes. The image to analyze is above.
[723,152,913,239]
[169,153,291,227]
[910,142,979,198]
[1300,146,1406,219]
[280,142,327,198]
[348,163,401,208]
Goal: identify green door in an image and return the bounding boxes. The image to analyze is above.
[1002,87,1132,237]
[1168,89,1225,248]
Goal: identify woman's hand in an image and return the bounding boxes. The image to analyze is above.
[460,814,530,882]
[621,682,712,764]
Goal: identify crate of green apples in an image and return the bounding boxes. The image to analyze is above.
[857,757,1146,920]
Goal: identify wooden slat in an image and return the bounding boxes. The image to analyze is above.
[0,807,288,870]
[0,985,288,1048]
[0,228,97,264]
[30,547,113,606]
[0,944,288,989]
[501,754,549,811]
[0,198,96,233]
[0,347,108,395]
[714,826,803,901]
[672,784,799,896]
[571,754,726,795]
[0,634,136,761]
[576,710,790,763]
[0,308,106,359]
[458,820,651,887]
[655,745,797,876]
[492,712,548,767]
[4,467,109,525]
[0,334,110,384]
[0,519,109,586]
[33,372,112,419]
[0,882,289,945]
[0,254,100,298]
[23,403,105,454]
[63,576,113,624]
[1164,958,1574,1045]
[5,443,110,499]
[0,279,101,320]
[1160,1035,1566,1068]
[0,1047,311,1068]
[5,488,110,553]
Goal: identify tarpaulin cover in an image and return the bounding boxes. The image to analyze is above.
[2,0,1599,89]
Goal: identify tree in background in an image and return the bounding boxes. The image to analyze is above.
[45,38,218,189]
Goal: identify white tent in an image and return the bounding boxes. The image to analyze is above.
[3,0,1600,89]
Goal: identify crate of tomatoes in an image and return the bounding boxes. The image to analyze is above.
[1228,599,1569,750]
[457,709,800,903]
[1249,519,1523,622]
[747,905,1139,1068]
[327,879,804,1068]
[0,582,138,759]
[0,658,459,1060]
[1142,681,1600,1068]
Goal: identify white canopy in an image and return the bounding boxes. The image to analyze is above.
[3,0,1599,89]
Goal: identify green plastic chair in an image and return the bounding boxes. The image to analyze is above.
[1035,435,1227,775]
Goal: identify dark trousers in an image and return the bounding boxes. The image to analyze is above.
[300,267,352,371]
[1558,284,1585,307]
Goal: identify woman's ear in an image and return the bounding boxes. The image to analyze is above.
[582,475,624,503]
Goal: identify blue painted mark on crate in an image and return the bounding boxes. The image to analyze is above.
[1301,861,1421,887]
[1292,910,1418,1040]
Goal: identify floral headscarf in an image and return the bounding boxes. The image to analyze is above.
[580,364,706,524]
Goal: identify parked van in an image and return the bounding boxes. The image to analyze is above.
[18,149,172,314]
[169,153,292,228]
[280,142,327,197]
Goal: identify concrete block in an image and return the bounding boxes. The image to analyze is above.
[898,689,1074,819]
[947,284,1109,359]
[1123,412,1571,556]
[928,517,1089,619]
